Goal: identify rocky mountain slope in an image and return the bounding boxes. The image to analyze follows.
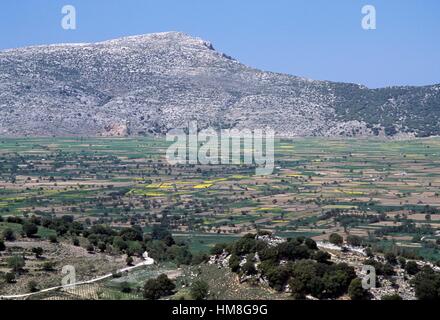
[1,32,439,137]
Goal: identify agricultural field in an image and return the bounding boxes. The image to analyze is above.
[2,137,440,298]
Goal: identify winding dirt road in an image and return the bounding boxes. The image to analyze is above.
[0,252,155,300]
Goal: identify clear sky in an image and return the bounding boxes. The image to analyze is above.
[1,0,439,88]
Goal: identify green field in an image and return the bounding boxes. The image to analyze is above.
[1,137,440,262]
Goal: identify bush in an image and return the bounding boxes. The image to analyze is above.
[304,238,318,250]
[385,252,397,265]
[346,235,362,247]
[321,263,357,298]
[364,259,395,276]
[3,228,15,241]
[42,261,55,272]
[228,254,241,273]
[383,263,396,276]
[348,278,369,300]
[98,242,107,252]
[191,253,209,265]
[0,240,5,251]
[113,236,128,252]
[210,243,227,255]
[314,251,331,263]
[242,261,257,275]
[28,280,39,293]
[72,237,80,246]
[329,233,343,246]
[267,266,291,292]
[120,281,132,293]
[7,255,25,272]
[289,277,307,300]
[143,274,175,300]
[4,272,15,283]
[23,223,38,238]
[411,267,440,300]
[289,260,356,299]
[165,244,192,266]
[398,257,406,268]
[32,247,44,258]
[405,261,420,275]
[190,280,209,300]
[232,234,258,256]
[277,241,310,261]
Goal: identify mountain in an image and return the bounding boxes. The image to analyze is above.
[1,31,439,137]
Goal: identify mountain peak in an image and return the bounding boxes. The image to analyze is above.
[0,33,439,138]
[100,31,195,42]
[97,31,214,49]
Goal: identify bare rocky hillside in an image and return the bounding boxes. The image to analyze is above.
[1,32,439,137]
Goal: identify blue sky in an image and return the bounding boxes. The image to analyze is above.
[1,0,439,88]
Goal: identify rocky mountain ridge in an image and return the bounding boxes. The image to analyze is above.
[1,32,439,137]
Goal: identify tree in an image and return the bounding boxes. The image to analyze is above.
[277,241,310,261]
[348,278,369,300]
[23,223,38,238]
[42,261,55,271]
[346,235,362,247]
[228,254,241,273]
[143,274,175,300]
[314,251,331,263]
[28,280,39,293]
[242,260,257,275]
[72,237,80,246]
[151,224,173,242]
[120,281,132,293]
[0,239,5,251]
[321,264,356,299]
[398,257,406,268]
[113,236,128,252]
[411,267,440,300]
[383,263,396,276]
[8,255,25,272]
[365,247,373,257]
[98,242,107,253]
[127,241,144,257]
[210,243,227,255]
[304,238,318,250]
[405,261,420,275]
[32,247,44,259]
[329,233,343,246]
[48,234,58,243]
[4,272,15,283]
[3,228,15,241]
[190,280,209,300]
[231,234,259,256]
[119,227,143,241]
[289,277,307,300]
[267,266,291,292]
[191,253,209,265]
[385,252,397,265]
[126,256,134,266]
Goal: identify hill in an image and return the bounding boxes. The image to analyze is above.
[1,32,439,137]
